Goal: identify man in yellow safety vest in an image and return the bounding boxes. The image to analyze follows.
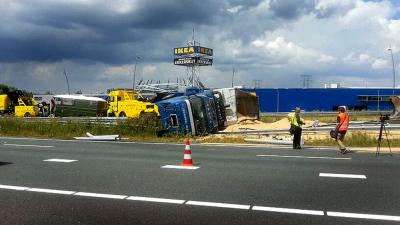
[290,107,304,149]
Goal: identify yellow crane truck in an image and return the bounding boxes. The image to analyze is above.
[0,91,39,117]
[107,89,159,120]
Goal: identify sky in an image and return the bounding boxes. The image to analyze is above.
[1,0,400,93]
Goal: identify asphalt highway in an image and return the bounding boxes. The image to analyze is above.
[0,136,399,225]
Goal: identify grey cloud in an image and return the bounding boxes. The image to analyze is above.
[0,0,225,64]
[269,0,315,19]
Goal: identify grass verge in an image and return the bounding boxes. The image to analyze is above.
[0,117,186,143]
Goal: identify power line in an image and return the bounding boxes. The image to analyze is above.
[253,79,262,89]
[300,74,312,88]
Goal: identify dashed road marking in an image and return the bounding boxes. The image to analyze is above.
[127,196,185,204]
[0,184,29,191]
[319,173,367,179]
[252,206,324,216]
[161,165,200,170]
[327,211,400,221]
[43,159,78,163]
[27,188,75,195]
[73,192,127,199]
[186,201,250,210]
[3,143,54,148]
[257,155,351,160]
[3,183,400,222]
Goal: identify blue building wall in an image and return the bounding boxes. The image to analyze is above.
[243,88,400,112]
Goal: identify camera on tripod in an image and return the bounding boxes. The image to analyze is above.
[376,113,392,156]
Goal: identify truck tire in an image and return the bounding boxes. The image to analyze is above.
[24,112,31,117]
[119,112,126,117]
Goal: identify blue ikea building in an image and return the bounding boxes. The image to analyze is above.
[244,88,400,112]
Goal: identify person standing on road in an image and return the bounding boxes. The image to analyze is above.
[290,107,304,149]
[336,106,349,154]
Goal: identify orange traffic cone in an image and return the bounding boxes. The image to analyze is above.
[181,138,194,166]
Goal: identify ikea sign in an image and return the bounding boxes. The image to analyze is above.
[174,46,213,56]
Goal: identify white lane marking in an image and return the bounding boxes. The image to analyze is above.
[43,159,78,163]
[27,188,75,195]
[0,184,30,191]
[252,206,324,216]
[186,201,250,210]
[1,183,400,222]
[319,173,367,179]
[3,143,54,148]
[328,211,400,221]
[73,192,127,199]
[257,155,351,160]
[161,165,200,170]
[127,196,185,204]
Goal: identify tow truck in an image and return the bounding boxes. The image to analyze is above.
[107,89,159,120]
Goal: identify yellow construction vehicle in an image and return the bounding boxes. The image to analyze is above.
[1,91,40,117]
[14,97,39,117]
[0,94,10,114]
[107,89,159,119]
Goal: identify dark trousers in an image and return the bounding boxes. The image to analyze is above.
[293,127,302,149]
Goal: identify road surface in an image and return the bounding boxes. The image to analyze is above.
[0,137,399,225]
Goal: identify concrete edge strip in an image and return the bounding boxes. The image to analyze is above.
[2,184,400,221]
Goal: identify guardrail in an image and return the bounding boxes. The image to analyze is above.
[0,116,128,125]
[260,111,392,117]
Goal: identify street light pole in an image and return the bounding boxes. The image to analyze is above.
[388,46,396,95]
[133,56,140,91]
[63,69,70,95]
[232,67,235,88]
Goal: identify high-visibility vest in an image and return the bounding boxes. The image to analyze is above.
[338,112,349,131]
[291,113,303,128]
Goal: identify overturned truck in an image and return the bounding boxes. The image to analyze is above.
[156,88,260,136]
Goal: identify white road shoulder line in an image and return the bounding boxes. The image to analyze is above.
[161,165,200,170]
[257,155,351,160]
[186,201,250,210]
[127,196,185,204]
[0,184,30,191]
[327,211,400,221]
[4,143,54,148]
[252,206,324,216]
[43,159,78,163]
[319,173,366,179]
[73,192,127,199]
[27,188,75,195]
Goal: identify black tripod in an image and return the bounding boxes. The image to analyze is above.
[376,115,392,157]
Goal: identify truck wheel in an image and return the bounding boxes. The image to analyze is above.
[24,112,31,117]
[119,112,126,117]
